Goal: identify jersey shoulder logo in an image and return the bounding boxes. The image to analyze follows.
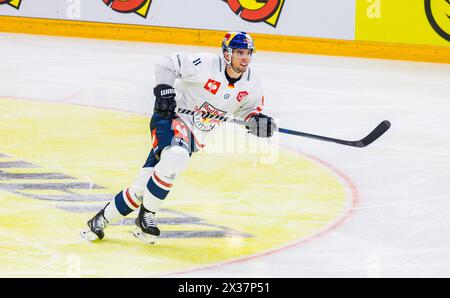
[237,91,249,102]
[204,79,222,95]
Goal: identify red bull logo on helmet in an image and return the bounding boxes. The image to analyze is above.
[0,0,22,9]
[103,0,152,18]
[223,0,285,27]
[222,32,255,53]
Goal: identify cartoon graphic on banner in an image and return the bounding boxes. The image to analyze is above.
[103,0,152,18]
[0,0,22,9]
[424,0,450,42]
[223,0,285,27]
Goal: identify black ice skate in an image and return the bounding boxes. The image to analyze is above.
[80,207,109,241]
[133,206,160,244]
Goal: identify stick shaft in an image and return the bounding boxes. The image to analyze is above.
[176,108,390,148]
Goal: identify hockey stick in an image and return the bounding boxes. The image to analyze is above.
[177,108,391,148]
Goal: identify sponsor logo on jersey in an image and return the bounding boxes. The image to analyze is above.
[103,0,152,18]
[425,0,450,42]
[237,91,249,102]
[224,94,231,100]
[193,102,226,131]
[0,0,22,9]
[203,79,222,95]
[222,0,285,27]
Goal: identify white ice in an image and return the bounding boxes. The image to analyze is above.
[0,33,449,277]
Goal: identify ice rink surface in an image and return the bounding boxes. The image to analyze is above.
[0,33,449,277]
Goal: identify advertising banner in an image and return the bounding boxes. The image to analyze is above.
[356,0,450,47]
[0,0,356,40]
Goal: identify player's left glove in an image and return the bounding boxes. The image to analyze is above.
[246,113,277,138]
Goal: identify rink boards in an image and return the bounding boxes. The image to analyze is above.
[0,97,356,277]
[1,0,449,63]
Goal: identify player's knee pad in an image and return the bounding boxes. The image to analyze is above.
[143,145,190,208]
[157,145,190,176]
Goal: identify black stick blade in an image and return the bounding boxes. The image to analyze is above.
[358,120,391,147]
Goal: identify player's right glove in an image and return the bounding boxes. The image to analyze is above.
[246,113,277,138]
[154,84,177,119]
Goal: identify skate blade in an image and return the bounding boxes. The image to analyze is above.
[80,230,100,242]
[133,228,157,245]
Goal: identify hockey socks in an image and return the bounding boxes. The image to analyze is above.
[102,167,154,222]
[143,146,190,212]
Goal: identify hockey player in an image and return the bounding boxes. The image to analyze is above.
[81,32,277,244]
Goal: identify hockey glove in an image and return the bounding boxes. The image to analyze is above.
[247,113,277,138]
[154,84,177,119]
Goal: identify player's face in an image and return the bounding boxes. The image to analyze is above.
[230,49,252,73]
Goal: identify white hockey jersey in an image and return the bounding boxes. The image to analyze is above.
[156,52,265,148]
